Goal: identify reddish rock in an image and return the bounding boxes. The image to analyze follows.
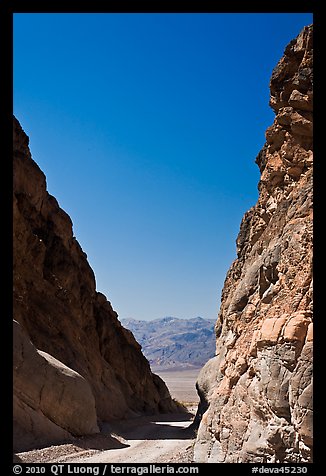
[194,25,313,463]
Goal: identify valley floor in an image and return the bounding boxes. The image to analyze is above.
[153,367,200,406]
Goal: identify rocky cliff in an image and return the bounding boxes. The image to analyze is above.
[194,25,313,463]
[13,117,177,452]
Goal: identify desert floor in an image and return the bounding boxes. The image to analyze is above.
[153,367,200,404]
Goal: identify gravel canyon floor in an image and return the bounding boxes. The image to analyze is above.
[15,413,195,464]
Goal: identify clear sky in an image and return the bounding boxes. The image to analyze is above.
[13,13,313,321]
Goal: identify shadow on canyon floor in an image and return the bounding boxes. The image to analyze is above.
[101,412,196,442]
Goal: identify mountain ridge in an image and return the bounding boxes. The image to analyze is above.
[121,316,216,371]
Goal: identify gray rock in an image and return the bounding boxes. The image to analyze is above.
[13,320,99,451]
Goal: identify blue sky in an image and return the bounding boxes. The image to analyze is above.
[13,13,313,321]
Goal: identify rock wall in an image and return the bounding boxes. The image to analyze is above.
[13,117,177,451]
[194,25,313,463]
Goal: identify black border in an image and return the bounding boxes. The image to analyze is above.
[2,1,320,473]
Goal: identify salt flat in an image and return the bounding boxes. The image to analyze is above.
[153,367,201,404]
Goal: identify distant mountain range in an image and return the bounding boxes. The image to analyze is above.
[121,316,216,370]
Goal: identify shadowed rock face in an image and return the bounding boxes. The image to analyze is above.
[13,319,99,452]
[13,117,178,451]
[194,25,313,463]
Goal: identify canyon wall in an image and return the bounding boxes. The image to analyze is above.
[13,117,177,452]
[194,25,313,463]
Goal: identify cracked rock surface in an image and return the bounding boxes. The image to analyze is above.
[194,25,313,463]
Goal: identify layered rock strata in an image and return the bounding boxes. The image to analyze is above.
[13,117,177,452]
[194,25,313,463]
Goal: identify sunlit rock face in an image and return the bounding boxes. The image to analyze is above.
[194,25,313,463]
[13,116,178,452]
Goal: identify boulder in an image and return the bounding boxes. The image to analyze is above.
[13,320,99,451]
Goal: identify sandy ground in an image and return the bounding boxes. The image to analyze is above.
[70,413,195,463]
[14,369,200,464]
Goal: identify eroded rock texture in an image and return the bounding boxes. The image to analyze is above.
[13,117,177,451]
[194,25,313,463]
